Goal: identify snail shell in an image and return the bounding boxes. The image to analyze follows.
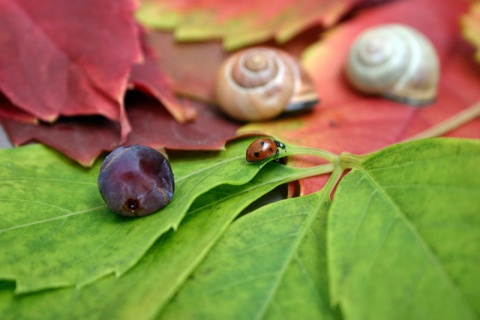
[215,47,319,121]
[346,24,439,105]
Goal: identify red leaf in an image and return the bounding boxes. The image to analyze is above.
[0,0,141,136]
[124,94,239,150]
[145,31,228,103]
[0,93,36,124]
[2,94,240,166]
[241,0,480,194]
[1,116,121,167]
[129,32,197,122]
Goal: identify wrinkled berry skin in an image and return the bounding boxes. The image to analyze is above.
[98,145,175,217]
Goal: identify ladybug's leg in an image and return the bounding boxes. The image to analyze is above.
[273,149,280,162]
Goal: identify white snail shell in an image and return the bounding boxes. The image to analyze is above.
[215,47,319,121]
[346,24,440,105]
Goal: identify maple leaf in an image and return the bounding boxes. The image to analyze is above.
[144,31,228,103]
[0,93,36,124]
[1,116,121,167]
[2,93,240,166]
[129,29,197,122]
[0,0,142,138]
[124,94,239,151]
[136,0,367,50]
[240,0,480,194]
[462,1,480,62]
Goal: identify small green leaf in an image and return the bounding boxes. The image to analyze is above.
[0,140,261,293]
[0,162,318,319]
[159,178,341,319]
[329,138,480,319]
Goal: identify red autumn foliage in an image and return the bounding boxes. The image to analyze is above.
[0,0,141,139]
[0,0,479,178]
[2,116,121,167]
[0,0,238,164]
[124,94,239,151]
[2,93,240,166]
[243,0,480,194]
[129,31,197,123]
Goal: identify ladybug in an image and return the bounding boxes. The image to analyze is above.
[246,138,287,163]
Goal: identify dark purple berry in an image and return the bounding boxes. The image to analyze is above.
[98,145,175,217]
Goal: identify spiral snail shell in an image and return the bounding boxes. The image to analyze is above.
[346,24,439,105]
[215,47,319,121]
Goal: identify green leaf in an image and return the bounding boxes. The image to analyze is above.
[329,138,480,319]
[4,137,478,319]
[0,162,318,319]
[0,140,262,293]
[158,176,341,319]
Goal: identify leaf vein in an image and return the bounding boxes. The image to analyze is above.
[358,169,476,317]
[0,205,107,234]
[255,191,331,319]
[0,177,97,186]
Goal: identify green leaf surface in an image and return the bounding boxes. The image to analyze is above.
[0,140,262,293]
[0,162,320,319]
[159,173,341,319]
[2,137,479,319]
[329,138,480,320]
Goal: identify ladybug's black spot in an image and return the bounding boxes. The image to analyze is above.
[254,152,260,158]
[269,148,273,152]
[260,141,265,146]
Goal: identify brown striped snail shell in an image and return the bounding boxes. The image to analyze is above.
[215,47,319,121]
[346,24,440,106]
